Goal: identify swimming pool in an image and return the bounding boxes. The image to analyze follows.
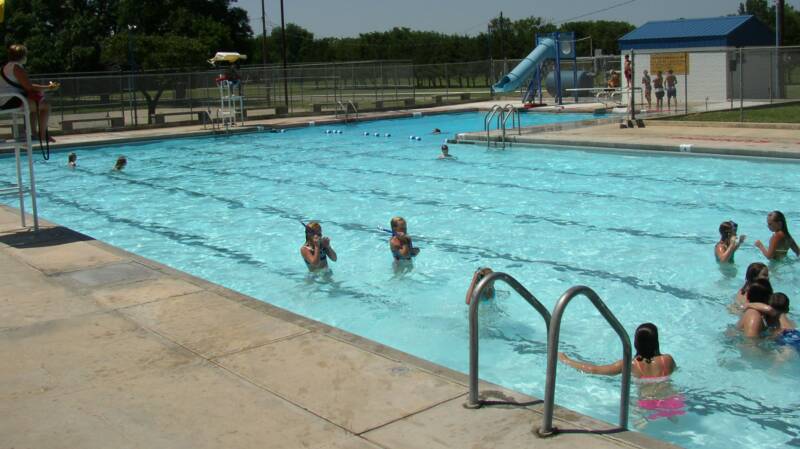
[2,111,798,449]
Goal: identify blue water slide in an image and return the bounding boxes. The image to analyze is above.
[492,38,556,93]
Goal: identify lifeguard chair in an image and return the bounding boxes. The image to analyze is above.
[208,52,246,130]
[0,92,39,230]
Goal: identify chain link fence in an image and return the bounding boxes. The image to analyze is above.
[4,47,799,135]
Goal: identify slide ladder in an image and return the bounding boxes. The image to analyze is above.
[466,275,632,437]
[0,93,39,230]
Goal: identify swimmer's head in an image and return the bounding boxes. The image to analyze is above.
[719,221,737,241]
[745,262,769,283]
[441,144,449,154]
[769,292,790,314]
[747,278,773,304]
[633,323,660,362]
[304,221,322,243]
[767,211,789,234]
[390,216,406,234]
[7,44,28,63]
[68,152,77,163]
[115,155,127,170]
[475,267,495,297]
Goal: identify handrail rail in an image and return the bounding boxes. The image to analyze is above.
[539,285,631,437]
[467,272,551,408]
[503,104,521,135]
[347,100,359,122]
[0,92,38,230]
[335,100,347,121]
[484,105,503,148]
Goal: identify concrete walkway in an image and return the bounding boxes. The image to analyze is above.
[0,206,678,448]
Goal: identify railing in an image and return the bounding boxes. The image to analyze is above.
[539,285,631,437]
[483,105,503,148]
[347,100,359,122]
[0,93,39,230]
[466,272,551,408]
[501,103,521,144]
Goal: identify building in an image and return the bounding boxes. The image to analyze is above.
[618,15,775,103]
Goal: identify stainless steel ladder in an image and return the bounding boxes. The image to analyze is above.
[465,277,632,436]
[335,100,359,123]
[0,93,39,230]
[540,285,631,436]
[465,272,551,408]
[483,104,521,149]
[347,100,359,122]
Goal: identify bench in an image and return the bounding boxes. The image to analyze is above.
[311,103,358,113]
[61,116,124,131]
[374,98,415,109]
[153,111,213,124]
[433,93,472,104]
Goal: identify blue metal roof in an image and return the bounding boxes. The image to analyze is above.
[619,15,773,50]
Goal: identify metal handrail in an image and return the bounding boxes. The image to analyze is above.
[347,100,359,122]
[500,104,521,146]
[539,285,631,437]
[503,104,521,135]
[483,105,503,148]
[466,272,551,408]
[335,100,347,121]
[0,92,38,230]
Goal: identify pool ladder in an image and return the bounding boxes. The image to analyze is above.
[466,272,631,437]
[483,104,521,149]
[336,100,359,123]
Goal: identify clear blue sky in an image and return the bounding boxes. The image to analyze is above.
[238,0,799,37]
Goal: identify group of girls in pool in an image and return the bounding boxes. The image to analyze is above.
[715,211,800,353]
[300,216,418,272]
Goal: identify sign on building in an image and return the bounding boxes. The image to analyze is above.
[650,53,689,75]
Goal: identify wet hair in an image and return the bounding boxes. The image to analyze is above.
[769,292,789,314]
[115,155,127,169]
[718,221,736,242]
[740,262,768,294]
[390,216,406,232]
[7,44,27,62]
[769,211,795,242]
[67,152,77,163]
[441,144,448,151]
[747,278,773,304]
[304,221,321,245]
[633,323,661,362]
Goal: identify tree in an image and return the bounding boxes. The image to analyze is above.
[738,0,800,45]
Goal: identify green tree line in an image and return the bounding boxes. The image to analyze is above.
[738,0,800,44]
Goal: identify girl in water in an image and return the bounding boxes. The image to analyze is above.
[755,211,799,260]
[715,221,745,263]
[389,216,420,262]
[465,267,495,305]
[300,221,337,272]
[559,323,683,422]
[733,262,769,308]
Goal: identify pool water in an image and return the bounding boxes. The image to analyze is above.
[2,112,798,449]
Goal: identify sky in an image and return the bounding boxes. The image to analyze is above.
[237,0,800,38]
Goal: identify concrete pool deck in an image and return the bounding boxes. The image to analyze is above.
[0,207,680,449]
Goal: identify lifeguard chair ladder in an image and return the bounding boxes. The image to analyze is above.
[0,93,39,231]
[217,80,244,130]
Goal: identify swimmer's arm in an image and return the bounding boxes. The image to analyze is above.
[321,238,337,262]
[755,232,783,259]
[745,303,773,314]
[558,352,623,376]
[300,243,321,265]
[715,242,735,263]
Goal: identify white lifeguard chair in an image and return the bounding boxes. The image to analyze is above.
[208,52,246,130]
[0,92,39,230]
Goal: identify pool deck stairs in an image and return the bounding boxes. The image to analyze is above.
[0,206,680,449]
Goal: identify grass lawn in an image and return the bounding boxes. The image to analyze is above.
[667,103,800,123]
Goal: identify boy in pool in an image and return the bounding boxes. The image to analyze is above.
[737,278,773,337]
[67,152,77,168]
[114,155,127,171]
[389,216,420,262]
[438,144,454,159]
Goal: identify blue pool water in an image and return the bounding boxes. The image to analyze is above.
[2,111,798,449]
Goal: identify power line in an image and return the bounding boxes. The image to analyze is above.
[556,0,637,24]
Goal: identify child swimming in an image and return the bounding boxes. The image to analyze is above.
[755,211,799,260]
[300,221,337,272]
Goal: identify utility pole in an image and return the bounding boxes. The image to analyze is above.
[775,0,784,98]
[499,11,507,73]
[260,0,268,65]
[280,0,289,108]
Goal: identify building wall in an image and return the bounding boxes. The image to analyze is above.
[621,49,729,107]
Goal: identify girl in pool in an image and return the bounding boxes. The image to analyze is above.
[755,211,799,260]
[389,216,420,262]
[465,267,495,305]
[715,220,745,263]
[733,262,769,308]
[67,152,77,168]
[559,323,683,422]
[745,293,799,355]
[559,323,676,378]
[737,278,773,338]
[113,155,127,171]
[300,221,337,272]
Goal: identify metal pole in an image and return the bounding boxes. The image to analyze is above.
[684,52,688,114]
[629,50,635,122]
[280,0,289,108]
[261,0,268,66]
[739,47,744,122]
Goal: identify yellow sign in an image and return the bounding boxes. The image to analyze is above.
[0,0,5,23]
[650,53,689,75]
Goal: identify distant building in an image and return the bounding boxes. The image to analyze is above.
[619,15,775,102]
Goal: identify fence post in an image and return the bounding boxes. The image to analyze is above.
[739,47,744,123]
[684,52,688,114]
